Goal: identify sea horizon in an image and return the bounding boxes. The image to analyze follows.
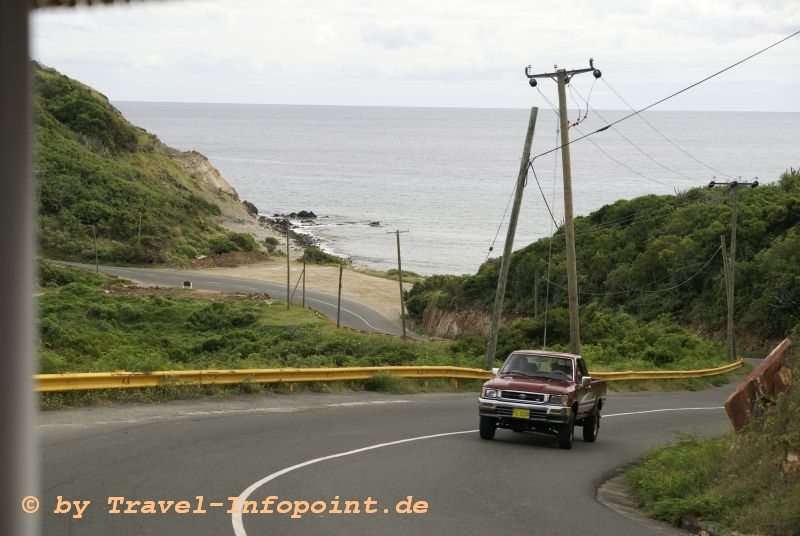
[115,99,800,115]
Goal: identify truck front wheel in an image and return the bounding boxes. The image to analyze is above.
[479,416,496,440]
[557,416,574,449]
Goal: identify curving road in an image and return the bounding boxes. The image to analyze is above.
[60,263,405,337]
[39,382,736,535]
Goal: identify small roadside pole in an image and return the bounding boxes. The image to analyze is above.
[485,107,538,370]
[302,255,306,307]
[91,224,98,273]
[336,265,343,328]
[388,230,410,339]
[286,221,290,310]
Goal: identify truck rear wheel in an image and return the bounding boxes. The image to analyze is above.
[582,409,600,443]
[479,416,496,440]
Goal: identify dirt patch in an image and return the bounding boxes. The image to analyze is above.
[187,260,407,322]
[102,285,274,303]
[177,251,274,269]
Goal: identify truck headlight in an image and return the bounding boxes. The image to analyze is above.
[549,394,564,405]
[482,388,500,399]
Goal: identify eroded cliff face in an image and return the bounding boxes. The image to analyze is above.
[169,149,253,222]
[421,303,491,338]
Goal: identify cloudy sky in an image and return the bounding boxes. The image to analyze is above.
[31,0,800,111]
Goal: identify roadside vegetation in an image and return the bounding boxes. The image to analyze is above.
[300,246,351,266]
[357,267,425,285]
[625,350,799,536]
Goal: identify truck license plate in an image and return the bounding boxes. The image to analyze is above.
[512,408,530,419]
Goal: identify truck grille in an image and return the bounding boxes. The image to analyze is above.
[500,391,546,403]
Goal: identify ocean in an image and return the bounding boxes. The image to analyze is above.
[114,102,800,276]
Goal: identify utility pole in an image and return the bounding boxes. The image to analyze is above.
[525,59,601,355]
[388,230,410,339]
[485,107,538,370]
[709,178,758,361]
[336,265,343,328]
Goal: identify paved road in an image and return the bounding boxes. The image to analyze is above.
[61,263,404,337]
[39,383,736,535]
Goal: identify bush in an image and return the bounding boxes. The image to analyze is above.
[263,236,280,253]
[302,246,349,266]
[229,232,257,252]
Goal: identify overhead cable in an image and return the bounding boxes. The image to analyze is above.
[529,29,800,164]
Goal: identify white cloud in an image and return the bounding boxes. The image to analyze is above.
[361,22,433,50]
[30,0,800,110]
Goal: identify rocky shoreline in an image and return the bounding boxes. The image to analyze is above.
[217,200,328,260]
[258,212,321,251]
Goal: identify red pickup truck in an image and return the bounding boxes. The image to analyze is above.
[477,350,607,449]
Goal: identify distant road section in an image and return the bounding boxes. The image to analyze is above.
[59,262,407,337]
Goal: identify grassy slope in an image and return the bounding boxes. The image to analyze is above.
[33,63,260,264]
[625,351,800,536]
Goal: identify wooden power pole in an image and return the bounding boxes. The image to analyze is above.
[525,60,601,355]
[388,230,410,339]
[709,178,758,361]
[485,107,538,370]
[556,69,581,355]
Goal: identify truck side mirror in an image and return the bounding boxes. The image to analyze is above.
[491,367,499,378]
[581,376,592,388]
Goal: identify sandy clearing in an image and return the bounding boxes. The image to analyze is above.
[190,258,408,323]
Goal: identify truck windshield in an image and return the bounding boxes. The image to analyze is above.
[501,354,573,381]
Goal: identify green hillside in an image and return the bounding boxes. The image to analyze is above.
[33,63,260,264]
[407,170,800,349]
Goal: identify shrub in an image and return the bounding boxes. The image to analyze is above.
[301,246,349,266]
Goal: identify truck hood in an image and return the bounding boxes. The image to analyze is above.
[486,375,574,396]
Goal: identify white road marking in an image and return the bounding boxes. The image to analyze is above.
[604,407,723,418]
[303,296,389,334]
[231,405,726,534]
[325,400,410,408]
[231,430,475,536]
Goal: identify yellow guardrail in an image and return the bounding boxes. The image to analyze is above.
[34,359,743,392]
[590,358,744,381]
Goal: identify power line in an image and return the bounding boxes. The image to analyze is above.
[600,77,733,179]
[529,28,800,164]
[569,84,699,182]
[536,85,677,187]
[528,161,559,227]
[484,177,519,263]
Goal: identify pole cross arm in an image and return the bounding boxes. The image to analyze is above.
[708,179,759,189]
[524,59,601,86]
